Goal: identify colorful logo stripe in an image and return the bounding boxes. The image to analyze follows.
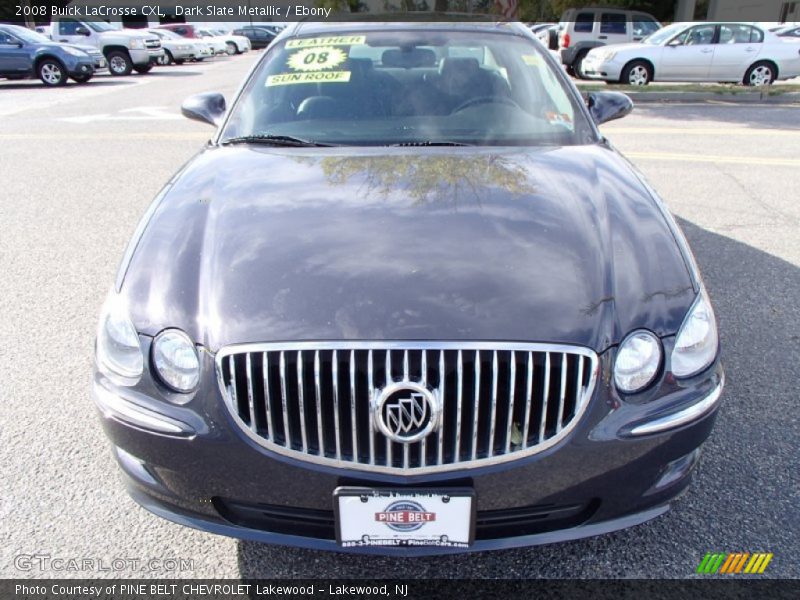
[697,552,773,574]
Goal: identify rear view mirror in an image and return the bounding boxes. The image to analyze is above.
[587,91,633,125]
[181,92,226,127]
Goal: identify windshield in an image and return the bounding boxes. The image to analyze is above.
[153,29,180,40]
[642,23,687,45]
[87,21,118,33]
[6,25,51,44]
[221,30,594,146]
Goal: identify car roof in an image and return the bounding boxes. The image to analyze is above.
[285,20,527,39]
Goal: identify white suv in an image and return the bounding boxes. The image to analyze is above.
[559,8,661,78]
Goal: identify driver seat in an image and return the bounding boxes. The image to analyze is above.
[434,58,510,111]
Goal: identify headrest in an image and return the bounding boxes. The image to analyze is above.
[381,48,437,69]
[439,57,481,79]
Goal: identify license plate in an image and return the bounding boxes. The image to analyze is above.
[334,487,475,549]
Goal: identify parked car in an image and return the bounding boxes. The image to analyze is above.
[775,24,800,39]
[558,7,661,77]
[530,23,559,51]
[582,22,800,85]
[156,24,229,56]
[94,21,724,555]
[49,16,163,75]
[231,25,278,49]
[0,24,101,86]
[147,29,207,65]
[206,28,252,54]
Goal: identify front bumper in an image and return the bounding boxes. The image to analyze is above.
[580,55,623,81]
[92,339,723,555]
[66,59,95,77]
[130,48,164,66]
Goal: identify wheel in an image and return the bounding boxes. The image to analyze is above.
[107,50,132,76]
[37,58,67,86]
[158,50,173,66]
[225,42,236,56]
[621,60,652,86]
[744,61,776,86]
[133,64,153,74]
[71,73,92,84]
[572,51,589,80]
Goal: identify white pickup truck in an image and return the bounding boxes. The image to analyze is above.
[49,17,164,75]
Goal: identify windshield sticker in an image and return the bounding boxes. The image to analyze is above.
[266,71,352,87]
[522,54,542,66]
[286,36,366,49]
[287,47,347,72]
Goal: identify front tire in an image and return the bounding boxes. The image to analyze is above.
[621,60,652,86]
[133,64,153,74]
[71,73,92,84]
[107,50,132,76]
[744,61,776,86]
[572,51,589,79]
[158,51,173,66]
[37,58,67,86]
[225,42,236,56]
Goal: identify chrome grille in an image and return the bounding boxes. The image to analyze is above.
[145,39,161,49]
[217,342,597,474]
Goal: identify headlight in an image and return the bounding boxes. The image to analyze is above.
[152,329,200,393]
[129,38,145,50]
[96,293,143,384]
[63,46,88,57]
[671,290,718,378]
[614,330,662,393]
[179,44,191,50]
[600,50,617,61]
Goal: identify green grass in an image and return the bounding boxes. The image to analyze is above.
[575,82,799,95]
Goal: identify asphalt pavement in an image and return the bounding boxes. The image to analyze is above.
[1,53,798,579]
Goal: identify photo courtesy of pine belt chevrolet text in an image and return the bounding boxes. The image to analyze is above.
[91,21,724,555]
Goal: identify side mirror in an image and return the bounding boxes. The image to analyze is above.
[667,38,682,47]
[181,92,226,126]
[587,91,633,125]
[76,26,90,36]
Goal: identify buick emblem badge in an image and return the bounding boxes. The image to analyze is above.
[373,381,441,444]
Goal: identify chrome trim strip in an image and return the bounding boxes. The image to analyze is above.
[471,349,481,461]
[522,351,533,448]
[367,349,375,466]
[332,349,341,461]
[262,353,275,439]
[215,341,598,475]
[488,350,499,457]
[557,353,567,434]
[296,351,308,453]
[93,382,194,437]
[437,349,445,466]
[349,350,358,462]
[629,377,724,436]
[455,349,463,462]
[245,353,257,433]
[539,352,551,443]
[314,350,324,457]
[505,350,516,453]
[279,351,291,449]
[420,349,428,467]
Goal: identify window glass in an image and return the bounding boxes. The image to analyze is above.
[632,17,660,37]
[719,24,757,44]
[574,13,594,33]
[677,25,716,45]
[59,19,81,35]
[600,13,627,35]
[222,30,595,147]
[750,27,764,42]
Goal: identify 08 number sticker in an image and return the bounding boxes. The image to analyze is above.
[287,47,347,72]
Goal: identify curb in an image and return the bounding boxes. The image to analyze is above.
[623,91,800,104]
[579,88,800,105]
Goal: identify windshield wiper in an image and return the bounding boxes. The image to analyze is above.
[220,134,335,147]
[390,140,474,147]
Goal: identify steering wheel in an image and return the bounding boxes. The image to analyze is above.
[451,95,521,114]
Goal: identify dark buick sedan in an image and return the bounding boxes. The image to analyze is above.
[93,22,723,554]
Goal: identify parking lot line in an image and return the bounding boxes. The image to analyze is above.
[604,127,800,137]
[626,151,800,167]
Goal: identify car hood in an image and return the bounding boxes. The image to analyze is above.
[65,43,97,53]
[591,42,655,56]
[121,145,695,353]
